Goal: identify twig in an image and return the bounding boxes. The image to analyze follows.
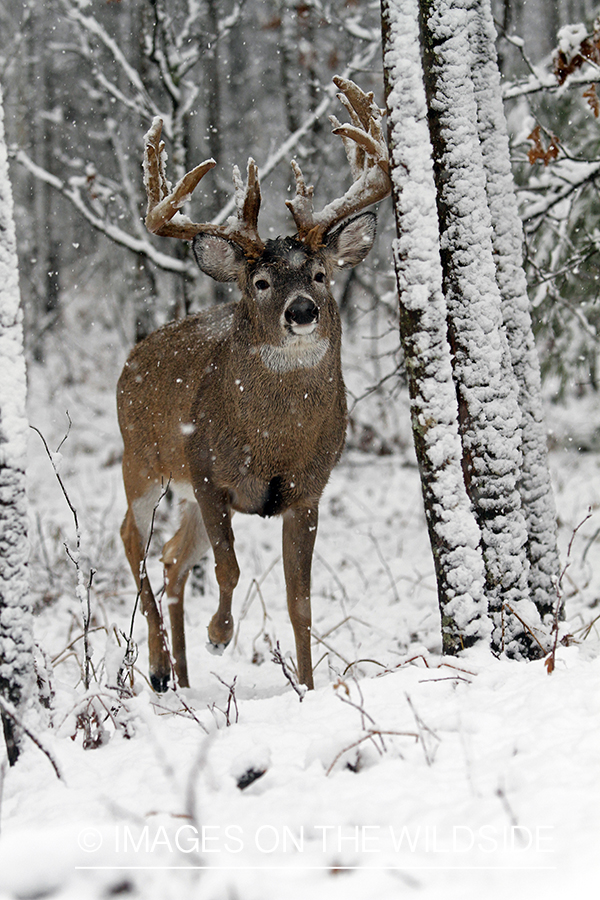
[327,678,419,775]
[51,625,107,665]
[335,680,381,739]
[31,421,95,689]
[582,525,600,564]
[210,674,239,726]
[121,478,171,690]
[271,642,306,700]
[126,477,171,643]
[503,603,548,655]
[0,696,63,780]
[233,559,278,657]
[325,728,418,776]
[369,532,400,604]
[30,422,79,527]
[545,508,593,673]
[343,658,387,675]
[405,693,439,767]
[578,612,600,641]
[310,630,353,669]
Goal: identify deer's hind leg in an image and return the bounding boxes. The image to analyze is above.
[161,499,210,688]
[120,483,173,692]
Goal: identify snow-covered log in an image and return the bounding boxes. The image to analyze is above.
[0,84,35,764]
[469,0,560,618]
[382,0,491,653]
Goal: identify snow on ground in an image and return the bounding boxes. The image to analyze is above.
[1,283,599,899]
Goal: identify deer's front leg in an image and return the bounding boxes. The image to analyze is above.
[282,505,318,690]
[194,485,239,650]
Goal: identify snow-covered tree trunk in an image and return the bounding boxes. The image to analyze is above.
[381,0,491,653]
[382,0,559,658]
[418,0,544,656]
[0,83,35,765]
[469,0,560,617]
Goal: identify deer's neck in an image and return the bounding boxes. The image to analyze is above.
[258,336,330,374]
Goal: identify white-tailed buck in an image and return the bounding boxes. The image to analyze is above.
[118,77,389,692]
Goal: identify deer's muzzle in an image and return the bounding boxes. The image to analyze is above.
[285,297,320,334]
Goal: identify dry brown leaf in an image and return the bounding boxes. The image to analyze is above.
[583,84,600,117]
[527,125,560,166]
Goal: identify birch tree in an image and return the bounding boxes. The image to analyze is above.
[382,0,560,657]
[0,82,35,764]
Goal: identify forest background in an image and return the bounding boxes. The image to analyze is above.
[1,1,600,898]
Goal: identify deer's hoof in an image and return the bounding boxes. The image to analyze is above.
[150,671,170,693]
[207,614,234,648]
[206,639,228,656]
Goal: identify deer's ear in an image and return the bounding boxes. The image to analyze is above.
[325,212,377,269]
[192,234,246,282]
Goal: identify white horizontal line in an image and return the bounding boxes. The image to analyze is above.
[75,865,557,872]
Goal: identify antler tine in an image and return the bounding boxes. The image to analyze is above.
[285,160,315,241]
[227,158,264,254]
[286,78,391,248]
[143,117,217,238]
[142,117,265,256]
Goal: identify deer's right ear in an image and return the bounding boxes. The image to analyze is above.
[192,234,246,282]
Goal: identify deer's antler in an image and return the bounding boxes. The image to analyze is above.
[143,118,265,258]
[286,76,390,248]
[142,78,389,259]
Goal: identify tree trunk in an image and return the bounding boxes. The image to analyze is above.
[29,5,60,361]
[0,84,36,765]
[382,0,560,658]
[382,0,491,654]
[418,0,542,657]
[469,0,560,618]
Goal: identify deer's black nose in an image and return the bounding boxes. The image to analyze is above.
[285,297,319,326]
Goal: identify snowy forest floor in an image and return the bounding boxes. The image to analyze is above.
[1,279,599,899]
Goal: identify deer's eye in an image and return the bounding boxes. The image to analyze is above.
[254,278,270,292]
[314,271,326,284]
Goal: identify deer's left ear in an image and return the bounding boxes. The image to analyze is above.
[325,212,377,269]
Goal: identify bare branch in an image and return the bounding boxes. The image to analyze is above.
[14,148,188,273]
[0,695,63,781]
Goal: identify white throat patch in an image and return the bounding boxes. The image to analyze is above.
[260,337,330,374]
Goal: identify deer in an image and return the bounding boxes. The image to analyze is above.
[117,77,390,693]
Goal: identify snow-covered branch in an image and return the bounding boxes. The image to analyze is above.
[521,159,600,224]
[14,148,189,274]
[62,1,156,119]
[0,695,63,780]
[503,67,600,100]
